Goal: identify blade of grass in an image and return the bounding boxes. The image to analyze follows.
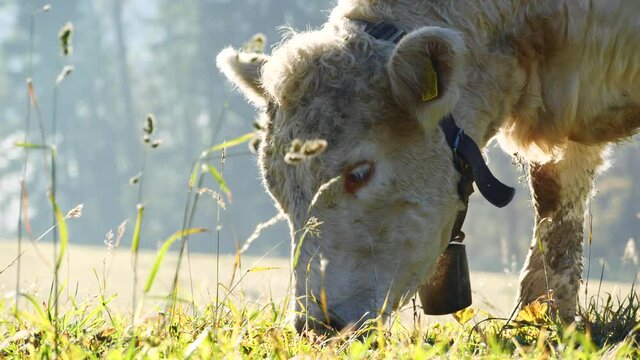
[205,164,232,200]
[49,196,67,272]
[206,132,255,153]
[144,228,207,293]
[130,205,144,257]
[247,266,281,273]
[14,142,51,149]
[74,294,116,331]
[18,293,53,330]
[130,203,144,323]
[213,150,226,338]
[189,159,202,189]
[585,204,594,310]
[292,230,308,270]
[166,167,205,323]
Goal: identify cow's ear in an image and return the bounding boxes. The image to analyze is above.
[217,47,270,106]
[387,27,465,132]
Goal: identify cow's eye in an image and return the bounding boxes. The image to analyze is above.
[344,161,375,194]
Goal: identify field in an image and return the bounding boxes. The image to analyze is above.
[1,240,639,358]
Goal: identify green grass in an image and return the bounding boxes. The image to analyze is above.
[0,285,639,358]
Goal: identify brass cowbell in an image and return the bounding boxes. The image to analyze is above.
[418,242,472,315]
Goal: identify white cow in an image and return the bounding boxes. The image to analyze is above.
[217,0,640,333]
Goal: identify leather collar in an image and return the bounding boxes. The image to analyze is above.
[440,115,515,208]
[359,20,407,44]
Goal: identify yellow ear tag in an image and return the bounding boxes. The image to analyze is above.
[421,58,439,102]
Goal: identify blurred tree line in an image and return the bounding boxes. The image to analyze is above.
[0,0,637,280]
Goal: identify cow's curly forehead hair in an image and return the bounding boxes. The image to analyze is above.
[261,24,393,110]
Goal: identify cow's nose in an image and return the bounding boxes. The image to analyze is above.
[294,313,346,335]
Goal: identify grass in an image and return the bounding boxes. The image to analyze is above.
[0,276,639,358]
[0,242,639,358]
[2,8,639,359]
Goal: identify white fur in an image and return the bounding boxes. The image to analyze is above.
[216,47,269,106]
[217,0,640,330]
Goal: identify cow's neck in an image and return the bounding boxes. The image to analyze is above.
[336,1,570,46]
[335,1,575,148]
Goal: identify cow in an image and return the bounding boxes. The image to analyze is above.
[217,0,640,333]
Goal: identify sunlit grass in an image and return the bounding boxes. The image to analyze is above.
[0,286,638,358]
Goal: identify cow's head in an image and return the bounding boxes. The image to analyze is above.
[217,24,470,333]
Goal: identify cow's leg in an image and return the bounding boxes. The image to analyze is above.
[517,143,606,322]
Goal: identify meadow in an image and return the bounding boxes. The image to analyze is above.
[0,238,639,358]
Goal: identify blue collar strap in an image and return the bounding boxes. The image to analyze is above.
[359,20,407,44]
[440,115,515,208]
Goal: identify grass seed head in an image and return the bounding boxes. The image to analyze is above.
[104,230,115,251]
[143,114,155,135]
[243,33,267,53]
[115,220,129,247]
[304,217,322,238]
[301,139,327,157]
[197,188,227,210]
[284,152,305,165]
[129,173,141,185]
[285,139,328,165]
[55,65,74,85]
[58,22,74,56]
[250,135,261,153]
[66,203,83,218]
[289,139,303,154]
